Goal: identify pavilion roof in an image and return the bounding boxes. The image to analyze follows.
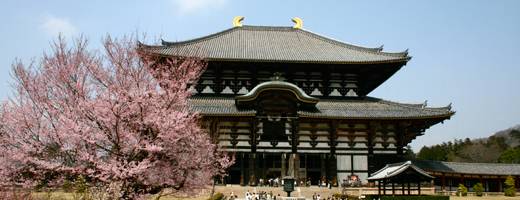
[367,161,434,181]
[413,160,520,176]
[188,96,454,119]
[138,25,410,64]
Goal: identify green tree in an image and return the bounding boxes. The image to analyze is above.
[473,183,484,197]
[498,147,520,164]
[457,184,468,196]
[504,176,516,197]
[510,129,520,140]
[404,145,416,160]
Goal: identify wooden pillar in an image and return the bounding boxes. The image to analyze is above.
[262,153,266,180]
[418,181,421,195]
[392,182,395,195]
[407,182,411,195]
[281,153,286,177]
[498,177,503,192]
[249,153,256,186]
[289,119,299,181]
[395,124,406,157]
[288,153,300,181]
[320,154,326,178]
[328,121,338,184]
[460,174,465,188]
[401,182,405,195]
[378,181,381,196]
[448,176,452,191]
[240,153,245,186]
[441,173,446,191]
[367,123,376,175]
[329,121,338,155]
[383,179,386,195]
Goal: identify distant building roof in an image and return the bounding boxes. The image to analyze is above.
[368,161,434,181]
[138,25,410,64]
[189,96,453,119]
[414,160,520,176]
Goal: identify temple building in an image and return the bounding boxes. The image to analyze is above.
[139,17,454,185]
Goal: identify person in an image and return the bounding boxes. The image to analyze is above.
[245,190,251,200]
[317,194,321,200]
[230,192,235,200]
[312,192,317,200]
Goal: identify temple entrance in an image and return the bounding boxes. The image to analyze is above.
[307,171,322,185]
[225,153,285,185]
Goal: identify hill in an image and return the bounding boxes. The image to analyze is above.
[416,124,520,163]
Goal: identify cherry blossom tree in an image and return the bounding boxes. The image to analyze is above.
[0,36,233,199]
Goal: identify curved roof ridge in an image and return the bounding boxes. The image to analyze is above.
[430,160,520,166]
[161,27,237,46]
[377,98,452,111]
[297,28,409,58]
[236,80,319,105]
[136,41,164,49]
[161,25,407,57]
[161,26,295,46]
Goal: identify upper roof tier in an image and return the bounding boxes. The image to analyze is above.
[138,25,410,64]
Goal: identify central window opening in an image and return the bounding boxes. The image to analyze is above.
[261,115,288,142]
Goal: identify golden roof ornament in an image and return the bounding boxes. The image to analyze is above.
[233,16,244,27]
[292,17,303,29]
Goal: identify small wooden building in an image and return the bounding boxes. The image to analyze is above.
[414,160,520,192]
[139,18,454,185]
[368,161,434,195]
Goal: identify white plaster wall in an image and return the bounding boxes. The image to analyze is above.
[337,155,352,170]
[353,155,368,170]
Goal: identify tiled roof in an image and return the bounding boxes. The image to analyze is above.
[189,96,454,119]
[138,25,410,64]
[413,160,520,176]
[368,161,434,180]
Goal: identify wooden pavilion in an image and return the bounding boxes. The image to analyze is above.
[368,161,434,195]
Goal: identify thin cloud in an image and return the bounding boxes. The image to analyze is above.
[41,15,77,37]
[171,0,228,15]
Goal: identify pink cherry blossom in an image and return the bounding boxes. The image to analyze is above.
[0,36,233,199]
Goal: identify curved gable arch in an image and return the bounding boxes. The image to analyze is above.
[235,81,319,110]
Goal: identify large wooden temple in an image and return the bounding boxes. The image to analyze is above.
[139,17,454,186]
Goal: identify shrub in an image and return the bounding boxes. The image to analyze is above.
[0,189,32,200]
[505,176,516,197]
[61,179,73,192]
[332,193,358,200]
[209,192,225,200]
[473,182,484,197]
[364,195,449,200]
[457,184,468,196]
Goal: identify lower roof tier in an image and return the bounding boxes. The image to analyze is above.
[189,96,454,120]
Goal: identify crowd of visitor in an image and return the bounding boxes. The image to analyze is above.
[228,191,282,200]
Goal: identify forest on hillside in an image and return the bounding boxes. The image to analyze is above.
[416,126,520,163]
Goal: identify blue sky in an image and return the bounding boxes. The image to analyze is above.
[1,0,519,151]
